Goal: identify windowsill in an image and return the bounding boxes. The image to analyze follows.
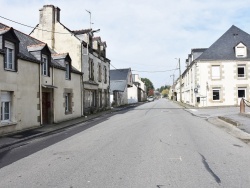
[65,111,73,115]
[4,68,16,72]
[0,121,17,127]
[237,77,247,80]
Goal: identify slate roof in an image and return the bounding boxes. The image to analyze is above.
[197,25,250,61]
[110,68,131,81]
[110,80,127,92]
[0,22,81,74]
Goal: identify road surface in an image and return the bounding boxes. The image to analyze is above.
[0,99,250,187]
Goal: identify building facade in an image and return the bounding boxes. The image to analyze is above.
[0,23,82,135]
[30,5,110,114]
[175,25,250,107]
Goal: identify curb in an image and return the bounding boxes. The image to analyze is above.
[218,116,241,126]
[0,110,113,150]
[0,103,142,150]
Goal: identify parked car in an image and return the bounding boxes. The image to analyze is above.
[147,96,154,102]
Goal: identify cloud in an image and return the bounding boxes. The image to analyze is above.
[1,0,250,88]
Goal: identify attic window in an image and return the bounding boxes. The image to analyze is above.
[235,43,247,58]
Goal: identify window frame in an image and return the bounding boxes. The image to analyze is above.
[42,54,48,76]
[1,92,11,123]
[104,66,107,83]
[65,61,70,80]
[211,65,221,80]
[4,41,15,71]
[65,93,69,113]
[98,63,102,82]
[237,65,246,78]
[212,89,220,101]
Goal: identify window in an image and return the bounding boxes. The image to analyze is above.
[104,66,107,83]
[42,55,48,76]
[98,64,102,82]
[65,62,70,80]
[238,65,245,78]
[89,59,94,80]
[85,90,96,108]
[65,93,69,112]
[1,92,11,122]
[212,89,220,101]
[211,65,220,79]
[4,41,15,70]
[238,88,246,98]
[235,45,247,58]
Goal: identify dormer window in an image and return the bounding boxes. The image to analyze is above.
[235,43,247,58]
[4,41,15,70]
[65,61,70,80]
[42,54,48,76]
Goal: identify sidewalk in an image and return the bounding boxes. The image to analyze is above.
[0,103,139,150]
[175,101,250,134]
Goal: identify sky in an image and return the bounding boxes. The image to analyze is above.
[1,0,250,89]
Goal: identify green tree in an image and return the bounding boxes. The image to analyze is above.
[141,78,154,95]
[157,85,171,93]
[161,89,169,97]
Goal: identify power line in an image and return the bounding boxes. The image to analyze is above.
[0,15,71,34]
[132,68,178,73]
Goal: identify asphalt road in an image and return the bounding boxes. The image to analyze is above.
[0,99,250,188]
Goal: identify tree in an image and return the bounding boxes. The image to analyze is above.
[141,78,154,95]
[157,85,171,93]
[161,89,169,97]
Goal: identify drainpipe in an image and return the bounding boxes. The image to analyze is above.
[52,66,55,122]
[39,62,43,125]
[81,43,84,116]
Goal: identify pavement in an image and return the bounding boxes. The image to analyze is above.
[0,100,250,150]
[176,101,250,134]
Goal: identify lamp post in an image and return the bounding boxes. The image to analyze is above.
[175,58,182,102]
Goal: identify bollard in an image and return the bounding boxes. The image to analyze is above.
[240,98,245,113]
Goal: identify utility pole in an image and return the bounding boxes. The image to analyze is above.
[178,58,182,102]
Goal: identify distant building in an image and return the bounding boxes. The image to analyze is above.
[175,25,250,107]
[110,68,133,106]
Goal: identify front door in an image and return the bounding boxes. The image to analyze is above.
[42,92,50,124]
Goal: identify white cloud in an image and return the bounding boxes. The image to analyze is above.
[1,0,250,88]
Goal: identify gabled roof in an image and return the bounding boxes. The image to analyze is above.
[197,25,250,61]
[110,80,127,92]
[110,68,131,81]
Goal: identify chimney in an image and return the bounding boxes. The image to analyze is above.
[55,7,61,22]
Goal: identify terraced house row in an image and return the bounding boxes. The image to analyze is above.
[172,25,250,107]
[0,5,110,135]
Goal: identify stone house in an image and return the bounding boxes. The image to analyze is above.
[0,23,82,135]
[176,25,250,107]
[30,5,110,114]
